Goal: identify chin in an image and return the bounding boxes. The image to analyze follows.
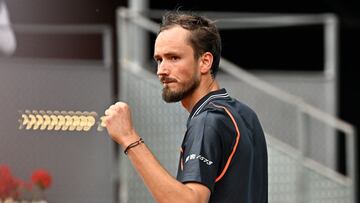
[162,88,184,103]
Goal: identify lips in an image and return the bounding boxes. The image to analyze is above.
[160,77,177,84]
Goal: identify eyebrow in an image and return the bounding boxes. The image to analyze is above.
[154,51,181,60]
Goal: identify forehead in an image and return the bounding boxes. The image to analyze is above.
[154,26,193,55]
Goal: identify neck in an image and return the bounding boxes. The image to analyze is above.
[181,79,220,113]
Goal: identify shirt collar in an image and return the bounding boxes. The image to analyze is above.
[188,88,229,120]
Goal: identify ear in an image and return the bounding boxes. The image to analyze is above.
[199,52,213,74]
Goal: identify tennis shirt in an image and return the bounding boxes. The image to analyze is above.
[176,88,268,203]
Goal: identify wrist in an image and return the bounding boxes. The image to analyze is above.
[117,130,140,150]
[124,137,144,155]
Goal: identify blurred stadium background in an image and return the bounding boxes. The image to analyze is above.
[1,0,359,202]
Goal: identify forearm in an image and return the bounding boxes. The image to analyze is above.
[126,140,203,203]
[104,102,209,202]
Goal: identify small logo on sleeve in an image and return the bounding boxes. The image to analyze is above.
[185,154,213,166]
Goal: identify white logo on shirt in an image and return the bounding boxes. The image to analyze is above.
[185,154,213,166]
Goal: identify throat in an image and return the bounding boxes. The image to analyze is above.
[181,80,220,113]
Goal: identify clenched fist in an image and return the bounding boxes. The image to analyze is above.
[104,102,140,148]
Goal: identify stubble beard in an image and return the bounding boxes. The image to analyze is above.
[162,74,200,103]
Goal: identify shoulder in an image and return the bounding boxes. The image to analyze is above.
[188,103,236,140]
[211,98,261,129]
[190,104,231,128]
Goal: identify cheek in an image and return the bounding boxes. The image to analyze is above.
[177,69,193,82]
[173,60,198,83]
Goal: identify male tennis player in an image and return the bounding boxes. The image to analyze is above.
[105,10,268,203]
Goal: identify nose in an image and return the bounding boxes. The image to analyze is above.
[156,60,169,76]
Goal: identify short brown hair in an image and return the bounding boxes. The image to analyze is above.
[159,11,222,78]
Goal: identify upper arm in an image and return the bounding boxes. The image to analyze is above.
[185,182,211,203]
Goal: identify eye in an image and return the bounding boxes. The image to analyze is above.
[170,56,179,61]
[154,58,162,64]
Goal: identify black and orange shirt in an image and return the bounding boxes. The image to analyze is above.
[176,88,268,203]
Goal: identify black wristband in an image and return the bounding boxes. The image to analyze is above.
[124,137,144,155]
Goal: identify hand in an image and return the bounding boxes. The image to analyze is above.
[104,102,139,148]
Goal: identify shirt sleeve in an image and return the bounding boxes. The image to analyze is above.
[177,109,235,192]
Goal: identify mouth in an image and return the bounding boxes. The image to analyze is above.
[160,77,177,86]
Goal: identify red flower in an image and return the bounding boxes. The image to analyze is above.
[0,165,20,199]
[31,169,52,190]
